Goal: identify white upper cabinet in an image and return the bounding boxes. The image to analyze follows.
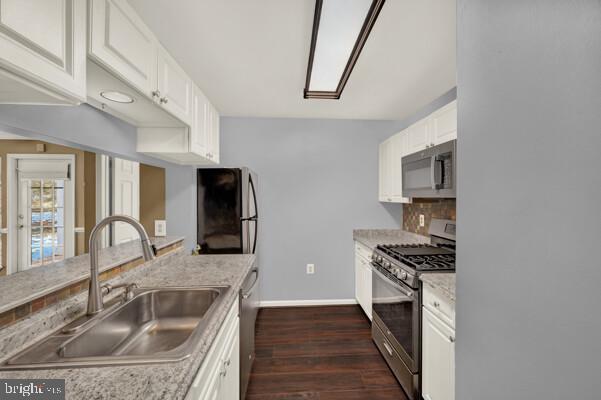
[431,100,457,146]
[406,117,431,155]
[0,0,86,104]
[157,46,192,125]
[191,87,210,158]
[88,0,157,97]
[379,133,411,203]
[405,100,457,155]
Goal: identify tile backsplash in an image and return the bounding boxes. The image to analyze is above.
[403,199,456,236]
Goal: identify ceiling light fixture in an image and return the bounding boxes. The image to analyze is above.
[304,0,386,100]
[100,91,135,104]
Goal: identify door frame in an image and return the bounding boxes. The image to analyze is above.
[7,154,76,275]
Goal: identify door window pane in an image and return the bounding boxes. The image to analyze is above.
[27,179,66,268]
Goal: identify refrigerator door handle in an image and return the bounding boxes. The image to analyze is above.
[240,215,258,222]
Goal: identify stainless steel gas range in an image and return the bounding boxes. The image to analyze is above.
[370,219,456,400]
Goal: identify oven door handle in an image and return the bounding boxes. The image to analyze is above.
[371,265,415,298]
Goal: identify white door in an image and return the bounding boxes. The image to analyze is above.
[88,0,157,97]
[13,156,75,272]
[431,101,457,146]
[112,158,140,244]
[422,307,455,400]
[0,0,86,101]
[157,46,193,125]
[406,118,431,154]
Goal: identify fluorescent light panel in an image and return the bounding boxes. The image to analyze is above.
[304,0,385,99]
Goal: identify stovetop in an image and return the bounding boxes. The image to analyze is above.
[375,244,456,272]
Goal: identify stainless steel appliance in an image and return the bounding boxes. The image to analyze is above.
[239,267,259,399]
[197,168,258,254]
[402,140,456,198]
[371,219,456,400]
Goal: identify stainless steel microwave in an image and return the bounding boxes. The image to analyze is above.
[402,140,456,198]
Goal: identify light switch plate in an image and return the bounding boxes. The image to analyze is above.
[306,264,315,274]
[419,214,425,227]
[155,220,167,237]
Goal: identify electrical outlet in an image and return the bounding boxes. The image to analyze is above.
[306,264,315,274]
[419,214,425,227]
[154,220,167,237]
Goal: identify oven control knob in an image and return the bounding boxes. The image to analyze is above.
[376,255,383,263]
[383,260,391,268]
[399,271,408,280]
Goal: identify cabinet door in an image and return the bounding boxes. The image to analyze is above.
[406,118,431,154]
[89,0,157,97]
[191,86,210,157]
[0,0,86,102]
[208,104,220,163]
[379,138,394,202]
[157,47,193,125]
[431,100,457,146]
[220,320,240,400]
[355,251,363,306]
[422,307,455,400]
[360,257,372,320]
[378,142,388,201]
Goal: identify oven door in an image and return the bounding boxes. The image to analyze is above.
[402,140,456,198]
[372,265,420,372]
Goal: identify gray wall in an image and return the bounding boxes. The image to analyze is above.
[0,104,197,249]
[457,2,601,399]
[220,117,402,301]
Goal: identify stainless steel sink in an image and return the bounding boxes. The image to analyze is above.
[1,286,230,370]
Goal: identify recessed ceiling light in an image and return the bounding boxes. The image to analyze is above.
[304,0,386,100]
[100,91,135,104]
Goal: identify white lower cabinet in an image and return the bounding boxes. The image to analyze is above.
[422,287,455,400]
[354,242,372,320]
[186,298,240,400]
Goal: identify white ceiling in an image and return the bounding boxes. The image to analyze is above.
[127,0,456,120]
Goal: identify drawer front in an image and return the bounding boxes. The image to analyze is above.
[372,322,418,400]
[423,285,455,329]
[354,241,372,261]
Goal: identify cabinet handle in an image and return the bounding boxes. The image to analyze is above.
[449,336,455,343]
[160,97,169,104]
[152,90,161,98]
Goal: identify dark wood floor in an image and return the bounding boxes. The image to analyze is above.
[246,305,408,400]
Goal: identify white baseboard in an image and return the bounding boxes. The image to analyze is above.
[259,299,358,308]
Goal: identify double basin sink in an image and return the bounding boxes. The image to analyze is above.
[1,286,230,370]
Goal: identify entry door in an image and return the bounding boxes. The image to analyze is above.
[112,158,140,244]
[15,157,74,272]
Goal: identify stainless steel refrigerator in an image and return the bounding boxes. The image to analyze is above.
[197,167,258,254]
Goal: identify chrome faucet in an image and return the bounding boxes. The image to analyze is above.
[87,215,156,316]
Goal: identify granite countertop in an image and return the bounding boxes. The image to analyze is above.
[0,236,184,314]
[353,229,429,250]
[0,249,257,400]
[420,273,456,303]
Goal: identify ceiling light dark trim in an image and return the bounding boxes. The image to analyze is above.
[304,0,386,100]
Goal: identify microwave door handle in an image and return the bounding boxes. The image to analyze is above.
[430,156,437,190]
[431,156,443,190]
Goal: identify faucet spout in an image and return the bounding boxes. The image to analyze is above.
[87,215,156,316]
